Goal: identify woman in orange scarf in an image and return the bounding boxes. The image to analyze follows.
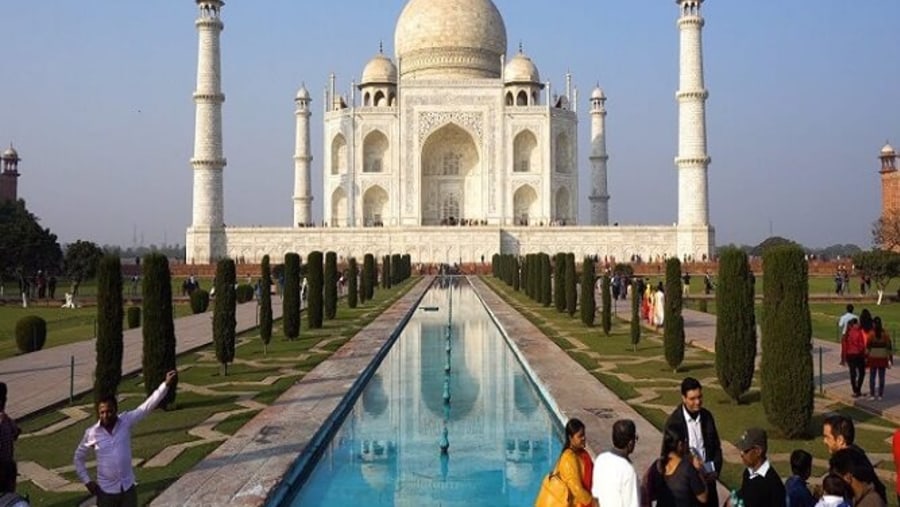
[535,419,597,507]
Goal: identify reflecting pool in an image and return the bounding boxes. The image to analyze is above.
[285,278,563,506]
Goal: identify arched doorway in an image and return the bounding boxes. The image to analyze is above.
[513,185,538,226]
[555,187,570,223]
[331,187,348,227]
[513,130,538,173]
[363,185,389,226]
[420,123,480,225]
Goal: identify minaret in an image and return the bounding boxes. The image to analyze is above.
[675,0,710,227]
[293,85,313,227]
[589,86,610,225]
[189,0,226,259]
[0,145,21,203]
[880,142,898,222]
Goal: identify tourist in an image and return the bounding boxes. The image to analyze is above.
[837,304,856,337]
[785,449,817,507]
[866,316,892,400]
[642,424,707,507]
[703,271,713,295]
[535,418,596,507]
[592,419,639,507]
[664,377,722,507]
[0,383,20,462]
[74,370,177,506]
[822,414,865,456]
[829,448,887,506]
[733,428,786,507]
[840,318,866,398]
[814,473,852,507]
[682,272,690,296]
[653,282,665,329]
[0,460,28,507]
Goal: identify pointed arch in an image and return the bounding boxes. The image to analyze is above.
[513,130,539,173]
[555,187,571,222]
[362,185,389,226]
[505,91,514,106]
[513,185,538,226]
[363,92,371,107]
[420,123,481,225]
[331,134,347,175]
[555,132,572,174]
[516,90,528,106]
[331,187,348,227]
[363,130,389,173]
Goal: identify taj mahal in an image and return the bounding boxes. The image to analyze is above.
[185,0,714,264]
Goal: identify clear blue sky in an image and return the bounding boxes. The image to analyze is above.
[2,1,898,249]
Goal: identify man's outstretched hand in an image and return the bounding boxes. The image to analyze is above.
[165,370,178,386]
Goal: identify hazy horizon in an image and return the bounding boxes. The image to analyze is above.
[2,1,897,250]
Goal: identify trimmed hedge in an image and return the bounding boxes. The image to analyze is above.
[190,289,210,314]
[308,251,324,329]
[554,253,566,312]
[283,253,301,340]
[235,283,254,304]
[663,258,685,372]
[141,253,177,408]
[348,257,359,309]
[213,258,237,375]
[630,285,641,351]
[126,307,141,329]
[601,274,612,335]
[580,256,595,327]
[565,253,577,316]
[324,251,337,320]
[715,247,757,403]
[95,255,124,404]
[260,255,273,350]
[15,316,46,353]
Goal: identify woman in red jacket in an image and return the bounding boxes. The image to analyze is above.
[841,318,867,398]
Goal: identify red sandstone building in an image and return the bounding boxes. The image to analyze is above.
[0,145,21,203]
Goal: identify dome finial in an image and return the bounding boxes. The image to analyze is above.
[518,41,523,54]
[379,40,384,54]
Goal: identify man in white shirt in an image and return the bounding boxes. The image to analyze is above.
[837,304,857,336]
[591,419,640,507]
[74,370,177,507]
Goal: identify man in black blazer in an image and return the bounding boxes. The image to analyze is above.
[665,377,723,507]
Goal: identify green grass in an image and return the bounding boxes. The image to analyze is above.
[12,277,419,506]
[483,275,900,505]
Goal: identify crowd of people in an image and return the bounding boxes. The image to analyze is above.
[536,377,897,507]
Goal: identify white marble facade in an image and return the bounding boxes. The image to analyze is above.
[186,0,714,264]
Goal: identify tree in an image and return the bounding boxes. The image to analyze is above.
[664,258,685,372]
[853,250,900,305]
[324,251,337,320]
[308,251,324,329]
[580,257,595,327]
[213,258,237,376]
[364,253,376,301]
[259,255,273,353]
[630,285,641,352]
[94,255,123,404]
[554,253,566,312]
[382,255,391,289]
[64,240,104,295]
[348,257,359,308]
[761,244,813,437]
[750,236,798,257]
[715,247,756,403]
[540,253,552,306]
[601,274,612,335]
[565,253,577,316]
[141,253,177,408]
[282,253,301,340]
[872,215,900,252]
[512,256,520,292]
[0,199,63,282]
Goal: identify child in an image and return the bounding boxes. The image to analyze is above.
[785,450,816,507]
[814,473,851,507]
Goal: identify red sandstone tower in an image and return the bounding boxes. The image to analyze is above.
[0,145,20,203]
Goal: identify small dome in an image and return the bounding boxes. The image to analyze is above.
[504,51,540,84]
[1,146,19,160]
[591,86,606,100]
[881,142,895,156]
[360,53,398,85]
[295,84,310,100]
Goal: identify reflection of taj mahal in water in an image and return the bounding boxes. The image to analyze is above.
[186,0,714,264]
[295,282,559,505]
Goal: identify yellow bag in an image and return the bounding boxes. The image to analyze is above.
[534,470,572,507]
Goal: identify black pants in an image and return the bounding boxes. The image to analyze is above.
[97,485,137,507]
[847,355,866,396]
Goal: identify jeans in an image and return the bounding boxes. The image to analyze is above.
[97,485,137,507]
[847,355,866,396]
[869,367,886,397]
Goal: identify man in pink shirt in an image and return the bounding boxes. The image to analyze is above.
[74,370,176,507]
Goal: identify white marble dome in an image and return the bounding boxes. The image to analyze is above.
[295,84,310,100]
[504,51,540,84]
[881,142,895,156]
[394,0,507,80]
[591,86,606,100]
[361,53,398,84]
[1,146,18,160]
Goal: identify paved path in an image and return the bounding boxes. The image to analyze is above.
[1,300,283,419]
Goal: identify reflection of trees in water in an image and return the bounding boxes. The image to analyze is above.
[420,324,480,418]
[513,372,538,416]
[362,374,389,417]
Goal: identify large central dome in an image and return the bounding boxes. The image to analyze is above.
[394,0,507,80]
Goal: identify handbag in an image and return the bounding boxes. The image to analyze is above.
[535,469,573,507]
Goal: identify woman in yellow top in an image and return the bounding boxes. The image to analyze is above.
[536,419,597,507]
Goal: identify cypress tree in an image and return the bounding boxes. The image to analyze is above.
[554,253,566,312]
[715,247,756,403]
[540,253,552,306]
[580,256,595,327]
[565,253,577,316]
[630,283,641,352]
[94,255,123,404]
[601,274,612,335]
[492,254,500,277]
[762,244,813,437]
[382,255,391,289]
[364,253,376,300]
[259,255,273,352]
[512,256,520,292]
[391,254,401,285]
[348,257,359,308]
[308,251,324,329]
[324,251,337,320]
[664,258,685,372]
[282,253,301,340]
[213,258,237,376]
[402,254,411,281]
[141,253,177,408]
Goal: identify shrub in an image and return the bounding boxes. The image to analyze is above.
[95,255,124,404]
[762,244,813,437]
[126,307,141,329]
[363,254,375,301]
[348,257,359,309]
[512,256,520,292]
[15,316,46,353]
[283,253,301,340]
[663,258,685,372]
[190,289,210,314]
[580,256,595,327]
[141,253,177,408]
[565,253,577,316]
[308,251,324,329]
[235,283,254,304]
[324,251,337,320]
[715,247,757,403]
[630,285,641,351]
[213,259,237,375]
[554,253,566,312]
[540,253,552,306]
[259,255,273,351]
[601,274,612,335]
[382,255,391,289]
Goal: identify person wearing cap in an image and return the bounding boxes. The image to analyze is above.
[734,428,785,507]
[665,377,722,507]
